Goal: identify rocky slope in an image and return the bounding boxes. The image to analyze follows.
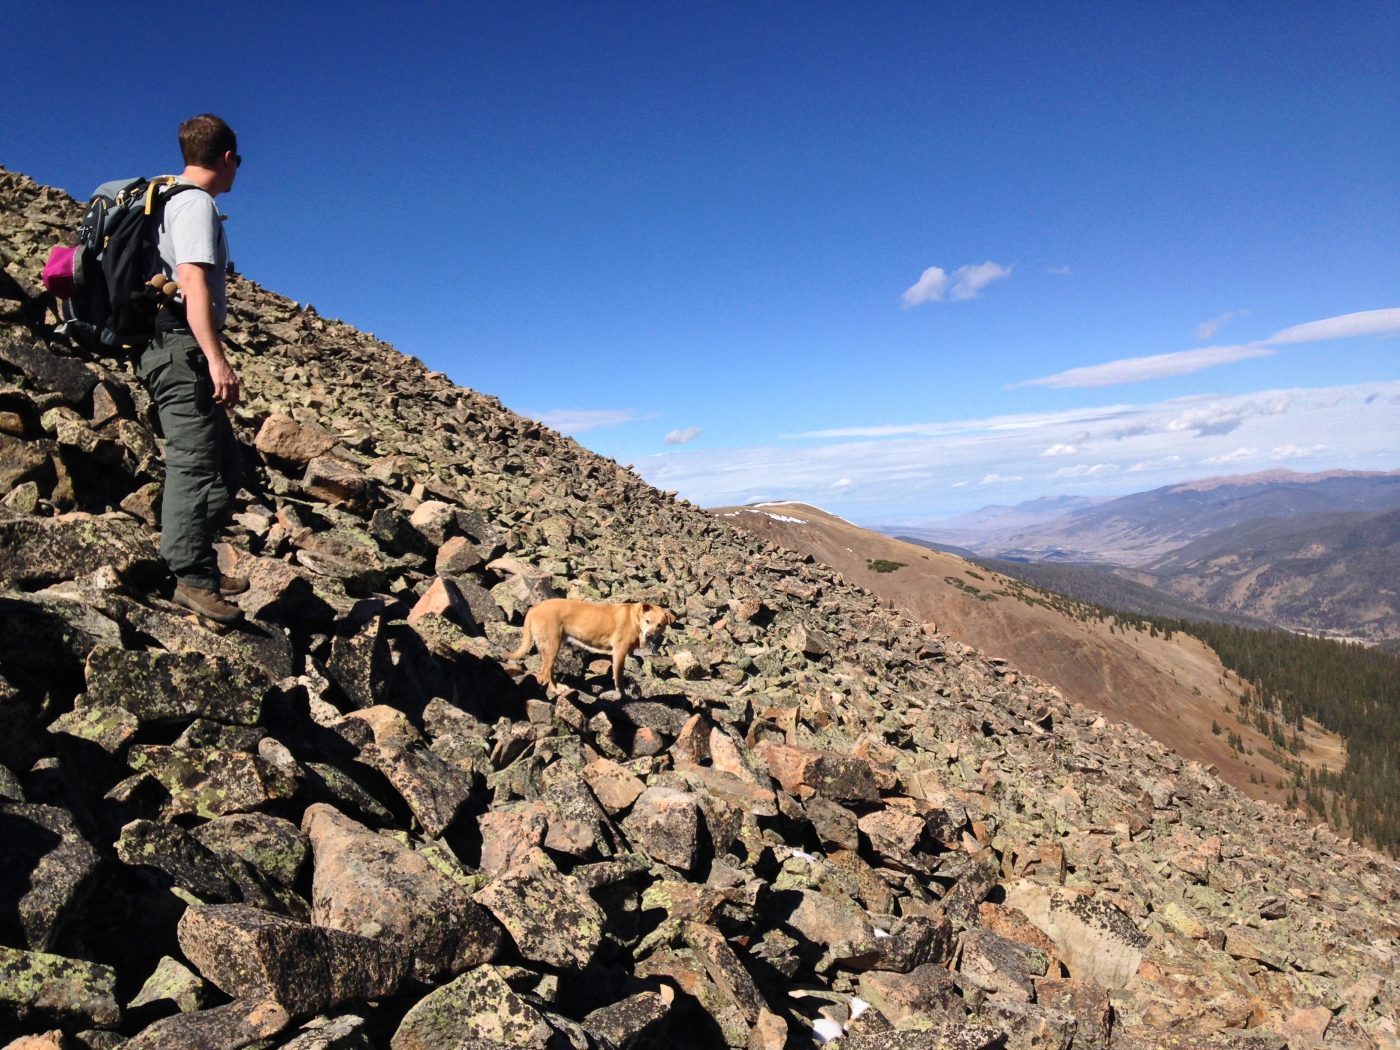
[1,165,1398,1049]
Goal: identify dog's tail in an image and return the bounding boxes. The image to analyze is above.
[506,608,535,661]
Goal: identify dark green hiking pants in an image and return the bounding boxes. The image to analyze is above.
[137,330,241,590]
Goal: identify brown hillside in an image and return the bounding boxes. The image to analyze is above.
[716,503,1347,811]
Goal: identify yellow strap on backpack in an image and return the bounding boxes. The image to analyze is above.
[143,176,180,216]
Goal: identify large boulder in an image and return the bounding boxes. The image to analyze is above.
[177,904,407,1016]
[621,786,702,871]
[0,802,100,951]
[0,328,100,405]
[126,746,298,819]
[303,803,501,981]
[756,741,879,803]
[123,998,289,1050]
[83,644,269,726]
[0,513,161,588]
[190,812,309,891]
[255,413,337,465]
[473,851,605,971]
[1001,881,1148,990]
[0,945,119,1030]
[359,741,471,838]
[391,964,553,1049]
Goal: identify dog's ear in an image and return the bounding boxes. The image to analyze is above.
[641,602,654,612]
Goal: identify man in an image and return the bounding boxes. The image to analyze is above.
[140,114,246,623]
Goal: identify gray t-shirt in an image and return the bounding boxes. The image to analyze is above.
[156,182,229,329]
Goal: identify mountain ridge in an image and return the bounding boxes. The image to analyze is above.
[893,468,1400,566]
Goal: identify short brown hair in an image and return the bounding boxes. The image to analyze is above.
[179,114,237,168]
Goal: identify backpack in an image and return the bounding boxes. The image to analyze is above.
[42,176,198,352]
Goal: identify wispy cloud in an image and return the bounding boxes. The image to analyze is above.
[1047,265,1072,276]
[1129,455,1184,472]
[1192,308,1249,340]
[1040,443,1078,457]
[635,380,1400,521]
[902,260,1011,306]
[792,404,1139,440]
[1010,344,1275,389]
[1264,308,1400,345]
[664,426,703,446]
[1013,308,1400,390]
[534,408,648,435]
[1203,448,1257,465]
[950,262,1012,300]
[1051,463,1118,478]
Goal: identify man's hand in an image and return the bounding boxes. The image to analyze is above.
[207,352,241,407]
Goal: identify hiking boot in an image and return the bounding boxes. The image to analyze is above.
[219,573,250,596]
[173,582,244,624]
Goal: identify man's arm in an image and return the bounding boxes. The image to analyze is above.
[176,261,240,408]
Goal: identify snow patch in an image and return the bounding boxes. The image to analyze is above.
[812,1018,844,1043]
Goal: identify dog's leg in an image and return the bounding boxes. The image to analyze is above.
[610,642,631,699]
[538,629,562,692]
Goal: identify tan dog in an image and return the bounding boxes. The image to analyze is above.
[509,598,676,696]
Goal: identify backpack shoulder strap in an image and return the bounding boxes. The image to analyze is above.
[143,176,200,215]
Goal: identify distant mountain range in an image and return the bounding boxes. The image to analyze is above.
[885,469,1400,643]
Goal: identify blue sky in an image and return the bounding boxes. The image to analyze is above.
[6,2,1398,523]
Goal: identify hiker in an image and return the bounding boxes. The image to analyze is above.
[140,114,247,624]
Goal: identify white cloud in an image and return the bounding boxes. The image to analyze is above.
[1265,308,1400,345]
[1166,396,1289,438]
[981,473,1023,484]
[664,426,703,446]
[901,266,948,307]
[1129,455,1184,472]
[1011,344,1275,389]
[1047,265,1072,276]
[1014,307,1400,390]
[1271,443,1328,460]
[1193,309,1249,340]
[1166,406,1245,438]
[949,261,1012,300]
[1040,443,1078,457]
[1203,448,1258,465]
[832,478,853,489]
[793,404,1140,440]
[534,408,647,434]
[902,260,1010,306]
[1050,463,1119,478]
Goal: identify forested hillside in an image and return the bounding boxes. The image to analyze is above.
[1149,621,1400,854]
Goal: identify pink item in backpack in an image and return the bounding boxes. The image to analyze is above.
[43,244,81,299]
